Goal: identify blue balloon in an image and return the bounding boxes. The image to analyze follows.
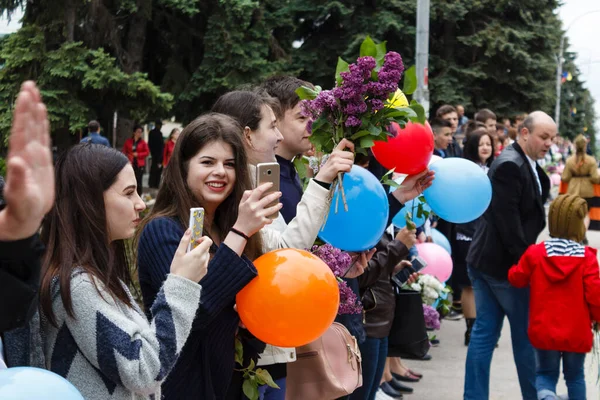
[423,158,492,223]
[431,228,452,255]
[319,165,389,252]
[392,197,431,229]
[0,367,84,399]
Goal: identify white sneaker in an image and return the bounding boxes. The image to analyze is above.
[375,389,398,400]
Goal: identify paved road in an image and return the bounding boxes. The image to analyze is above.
[402,228,600,399]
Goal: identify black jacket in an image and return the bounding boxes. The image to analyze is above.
[358,234,409,339]
[148,128,164,164]
[0,235,43,332]
[467,143,550,280]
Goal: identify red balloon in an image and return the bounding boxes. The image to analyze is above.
[372,122,434,175]
[236,249,340,347]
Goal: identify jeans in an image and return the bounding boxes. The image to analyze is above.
[349,337,388,400]
[258,378,287,400]
[464,266,536,400]
[535,349,586,400]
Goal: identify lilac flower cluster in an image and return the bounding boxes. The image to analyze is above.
[423,304,441,330]
[300,49,405,134]
[311,244,352,277]
[311,244,362,315]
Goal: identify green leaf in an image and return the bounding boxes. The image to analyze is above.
[248,359,256,371]
[359,36,377,57]
[367,124,381,136]
[375,41,387,67]
[295,85,320,100]
[293,156,308,181]
[382,179,400,188]
[350,130,371,140]
[255,368,280,389]
[359,137,375,148]
[235,337,244,366]
[402,65,417,95]
[409,100,426,123]
[418,195,426,203]
[242,379,259,400]
[356,147,368,156]
[335,57,350,85]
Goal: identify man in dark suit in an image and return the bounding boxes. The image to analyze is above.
[464,111,557,400]
[147,120,164,190]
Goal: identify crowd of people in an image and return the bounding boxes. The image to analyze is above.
[1,77,599,400]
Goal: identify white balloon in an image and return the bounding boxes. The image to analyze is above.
[428,155,442,166]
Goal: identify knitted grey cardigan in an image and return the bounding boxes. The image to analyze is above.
[41,271,201,399]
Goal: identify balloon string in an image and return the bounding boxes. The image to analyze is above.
[337,172,349,212]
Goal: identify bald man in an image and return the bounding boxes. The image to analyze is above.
[464,112,557,400]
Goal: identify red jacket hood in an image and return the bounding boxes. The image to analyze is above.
[543,253,586,283]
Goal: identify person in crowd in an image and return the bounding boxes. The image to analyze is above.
[353,228,418,400]
[474,109,497,135]
[148,120,164,190]
[514,113,527,129]
[450,128,495,342]
[0,82,54,336]
[136,113,282,400]
[35,143,213,399]
[81,120,110,147]
[456,104,469,130]
[122,125,149,196]
[436,105,462,156]
[431,118,454,158]
[212,89,363,399]
[465,111,556,400]
[507,127,517,144]
[163,128,180,168]
[503,118,511,131]
[562,134,600,244]
[509,194,600,400]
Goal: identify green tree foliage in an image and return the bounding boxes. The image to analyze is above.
[0,0,594,148]
[558,49,596,150]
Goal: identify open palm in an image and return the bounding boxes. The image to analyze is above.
[0,81,54,241]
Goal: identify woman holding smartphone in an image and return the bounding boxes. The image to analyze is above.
[36,143,214,399]
[136,113,281,400]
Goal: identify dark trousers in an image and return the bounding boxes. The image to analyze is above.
[134,165,144,196]
[349,336,388,400]
[149,160,162,189]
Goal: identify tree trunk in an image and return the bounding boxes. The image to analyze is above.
[64,0,76,42]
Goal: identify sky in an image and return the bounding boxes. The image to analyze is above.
[0,3,598,133]
[558,0,600,135]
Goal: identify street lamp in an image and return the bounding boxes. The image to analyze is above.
[555,10,600,131]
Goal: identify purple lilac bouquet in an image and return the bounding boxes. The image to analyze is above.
[296,36,424,157]
[311,244,362,315]
[423,304,441,330]
[295,36,424,210]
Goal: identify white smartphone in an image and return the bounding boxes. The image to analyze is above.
[256,162,281,220]
[187,207,205,252]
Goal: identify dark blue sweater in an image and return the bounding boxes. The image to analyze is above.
[137,217,258,400]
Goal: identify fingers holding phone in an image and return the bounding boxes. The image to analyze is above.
[171,229,213,283]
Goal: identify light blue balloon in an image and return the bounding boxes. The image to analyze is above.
[392,197,431,229]
[319,165,389,252]
[0,367,84,399]
[423,158,492,223]
[431,228,452,255]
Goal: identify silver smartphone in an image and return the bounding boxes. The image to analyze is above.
[256,162,281,220]
[187,207,205,252]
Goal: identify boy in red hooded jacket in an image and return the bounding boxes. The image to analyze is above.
[509,194,600,400]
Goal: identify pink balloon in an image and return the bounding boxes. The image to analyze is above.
[416,242,453,282]
[550,173,561,186]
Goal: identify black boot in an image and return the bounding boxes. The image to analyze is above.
[465,318,475,346]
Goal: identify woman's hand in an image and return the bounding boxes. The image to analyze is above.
[395,227,417,249]
[392,169,435,204]
[170,229,213,282]
[394,260,413,274]
[233,183,283,237]
[315,139,355,184]
[344,248,377,278]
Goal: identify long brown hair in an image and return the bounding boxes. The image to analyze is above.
[211,90,278,130]
[40,144,134,326]
[137,113,263,259]
[574,134,587,167]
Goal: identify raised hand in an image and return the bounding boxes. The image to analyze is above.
[170,229,213,283]
[0,81,54,241]
[392,169,435,204]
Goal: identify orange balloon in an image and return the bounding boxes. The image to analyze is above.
[236,248,340,347]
